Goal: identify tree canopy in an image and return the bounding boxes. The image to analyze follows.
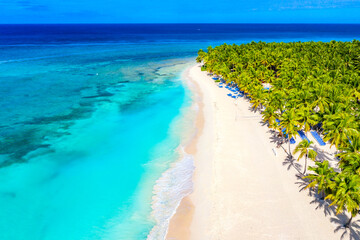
[197,40,360,227]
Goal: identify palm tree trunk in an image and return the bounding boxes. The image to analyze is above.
[320,190,325,200]
[303,155,308,175]
[345,215,353,228]
[288,141,292,157]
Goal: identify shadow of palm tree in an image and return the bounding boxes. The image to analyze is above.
[332,218,360,240]
[269,133,285,146]
[294,175,339,218]
[294,174,310,193]
[293,171,360,239]
[310,196,335,217]
[282,155,302,173]
[260,120,268,127]
[312,145,333,162]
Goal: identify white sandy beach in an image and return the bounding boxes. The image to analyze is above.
[166,64,354,240]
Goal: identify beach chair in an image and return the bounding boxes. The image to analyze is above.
[310,131,326,146]
[282,128,296,144]
[297,130,310,143]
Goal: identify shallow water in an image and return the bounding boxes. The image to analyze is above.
[0,39,195,239]
[0,24,359,240]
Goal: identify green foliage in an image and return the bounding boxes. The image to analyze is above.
[198,40,360,224]
[305,160,337,196]
[197,40,360,151]
[293,139,317,174]
[326,173,360,217]
[323,112,358,148]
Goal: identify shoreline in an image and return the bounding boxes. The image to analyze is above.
[167,64,344,239]
[147,64,199,240]
[166,64,206,240]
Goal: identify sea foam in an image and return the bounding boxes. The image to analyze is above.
[147,151,195,240]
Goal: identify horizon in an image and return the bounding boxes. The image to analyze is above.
[1,23,360,25]
[1,0,360,24]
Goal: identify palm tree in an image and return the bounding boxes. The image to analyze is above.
[296,106,319,136]
[268,90,287,113]
[337,134,360,160]
[196,49,206,63]
[280,108,300,157]
[293,140,317,175]
[310,84,329,114]
[323,112,359,148]
[339,154,360,175]
[305,161,337,200]
[326,173,360,228]
[262,105,279,129]
[249,85,265,112]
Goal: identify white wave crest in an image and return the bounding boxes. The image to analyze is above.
[147,153,195,240]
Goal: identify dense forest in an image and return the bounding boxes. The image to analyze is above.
[197,40,360,227]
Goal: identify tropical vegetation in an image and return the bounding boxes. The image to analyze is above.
[197,40,360,227]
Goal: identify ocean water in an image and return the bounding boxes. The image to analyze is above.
[0,24,359,240]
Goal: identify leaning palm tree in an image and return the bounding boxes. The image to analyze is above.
[293,140,317,175]
[280,108,300,157]
[326,173,360,228]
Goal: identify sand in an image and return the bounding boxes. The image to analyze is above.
[165,64,356,240]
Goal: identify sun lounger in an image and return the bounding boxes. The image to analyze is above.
[297,130,310,142]
[281,128,296,144]
[311,131,326,146]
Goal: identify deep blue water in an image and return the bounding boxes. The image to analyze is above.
[1,24,360,45]
[0,24,359,240]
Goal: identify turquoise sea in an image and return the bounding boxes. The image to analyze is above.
[0,24,359,240]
